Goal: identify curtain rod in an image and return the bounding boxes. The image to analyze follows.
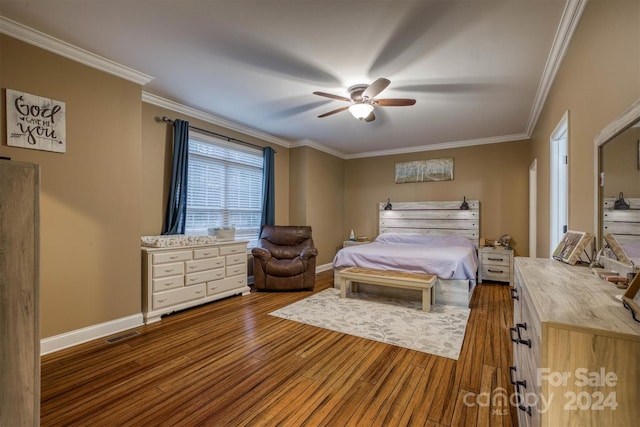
[160,116,275,153]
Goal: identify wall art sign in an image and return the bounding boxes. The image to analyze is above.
[395,157,454,183]
[6,88,66,153]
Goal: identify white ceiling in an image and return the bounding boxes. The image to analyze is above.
[0,0,578,157]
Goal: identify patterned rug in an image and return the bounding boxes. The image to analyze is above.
[269,288,470,360]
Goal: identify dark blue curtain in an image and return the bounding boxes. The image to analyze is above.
[162,119,189,235]
[261,146,275,227]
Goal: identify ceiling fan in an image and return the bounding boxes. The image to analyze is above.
[313,78,416,122]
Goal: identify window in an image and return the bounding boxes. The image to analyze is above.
[185,133,263,248]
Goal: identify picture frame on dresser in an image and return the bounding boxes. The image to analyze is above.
[603,232,632,265]
[552,230,593,265]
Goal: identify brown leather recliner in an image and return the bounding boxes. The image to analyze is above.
[252,225,317,291]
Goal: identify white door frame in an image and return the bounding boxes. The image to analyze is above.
[550,111,569,255]
[529,159,537,258]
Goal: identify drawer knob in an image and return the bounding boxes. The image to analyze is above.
[488,257,504,261]
[510,288,519,300]
[509,323,532,348]
[509,366,518,385]
[170,256,178,259]
[488,269,504,273]
[518,404,532,416]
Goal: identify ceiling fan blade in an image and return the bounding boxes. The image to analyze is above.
[364,111,376,122]
[312,91,351,102]
[362,78,391,99]
[318,106,350,118]
[373,98,416,106]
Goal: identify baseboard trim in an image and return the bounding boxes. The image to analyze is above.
[41,313,144,355]
[316,262,333,273]
[42,268,329,355]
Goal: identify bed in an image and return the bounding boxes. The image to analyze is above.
[600,197,640,277]
[333,200,480,307]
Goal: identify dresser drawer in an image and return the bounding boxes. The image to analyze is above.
[153,250,192,265]
[226,253,245,266]
[480,264,510,281]
[481,252,511,267]
[152,262,185,278]
[185,268,225,286]
[152,275,184,292]
[226,264,245,277]
[153,284,206,309]
[193,247,219,259]
[220,244,246,256]
[185,257,225,273]
[207,275,246,295]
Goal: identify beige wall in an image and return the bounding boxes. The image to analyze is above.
[289,146,345,265]
[530,0,640,257]
[344,140,531,256]
[0,36,143,338]
[141,102,290,235]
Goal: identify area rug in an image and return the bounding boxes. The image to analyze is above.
[269,288,470,360]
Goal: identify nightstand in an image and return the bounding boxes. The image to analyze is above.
[343,240,370,248]
[478,247,514,285]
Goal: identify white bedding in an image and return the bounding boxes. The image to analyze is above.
[332,233,478,283]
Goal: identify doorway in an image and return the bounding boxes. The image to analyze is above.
[550,112,569,255]
[529,159,537,258]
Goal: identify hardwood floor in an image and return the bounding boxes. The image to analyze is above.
[40,271,517,426]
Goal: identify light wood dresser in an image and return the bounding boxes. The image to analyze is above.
[511,257,640,426]
[142,240,250,323]
[478,246,514,285]
[0,161,40,426]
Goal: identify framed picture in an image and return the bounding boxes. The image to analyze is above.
[603,233,632,265]
[394,158,454,183]
[637,140,640,170]
[552,230,593,265]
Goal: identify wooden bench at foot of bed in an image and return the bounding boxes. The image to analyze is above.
[339,267,437,312]
[333,267,472,308]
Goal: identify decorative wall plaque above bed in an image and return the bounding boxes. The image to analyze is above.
[394,158,453,183]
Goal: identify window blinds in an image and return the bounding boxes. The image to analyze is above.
[185,135,263,248]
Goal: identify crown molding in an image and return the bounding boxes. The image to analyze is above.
[525,0,587,137]
[142,92,292,148]
[290,139,347,158]
[343,133,530,159]
[0,16,153,85]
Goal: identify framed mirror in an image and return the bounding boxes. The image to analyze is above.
[595,98,640,252]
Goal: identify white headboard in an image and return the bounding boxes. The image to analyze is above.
[378,200,480,247]
[603,197,640,245]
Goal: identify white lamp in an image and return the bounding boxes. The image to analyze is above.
[348,103,374,120]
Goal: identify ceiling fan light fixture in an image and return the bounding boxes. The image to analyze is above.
[349,103,374,120]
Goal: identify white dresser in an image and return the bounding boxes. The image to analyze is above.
[512,257,640,426]
[142,240,250,323]
[478,246,514,285]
